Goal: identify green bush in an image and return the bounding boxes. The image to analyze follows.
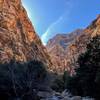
[51,71,70,92]
[51,77,64,92]
[67,35,100,99]
[0,60,47,100]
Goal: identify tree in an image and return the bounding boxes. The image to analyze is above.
[51,71,70,92]
[67,35,100,99]
[63,71,70,89]
[0,60,47,100]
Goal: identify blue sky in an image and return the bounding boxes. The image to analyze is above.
[22,0,100,45]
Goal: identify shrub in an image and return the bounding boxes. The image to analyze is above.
[51,77,64,92]
[51,71,70,92]
[67,35,100,99]
[0,60,47,100]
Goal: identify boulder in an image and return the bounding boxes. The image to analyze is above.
[82,97,94,100]
[61,97,70,100]
[71,96,82,100]
[61,89,71,97]
[37,91,52,98]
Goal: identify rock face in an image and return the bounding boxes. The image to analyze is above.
[0,0,52,67]
[46,29,84,73]
[67,15,100,73]
[47,15,100,74]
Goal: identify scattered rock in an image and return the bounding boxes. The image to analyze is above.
[61,89,71,97]
[37,91,52,98]
[38,90,94,100]
[82,97,95,100]
[71,96,82,100]
[61,96,70,100]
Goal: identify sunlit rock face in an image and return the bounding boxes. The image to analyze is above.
[47,15,100,74]
[0,0,52,67]
[46,29,83,73]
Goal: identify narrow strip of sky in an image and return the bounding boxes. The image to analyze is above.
[22,0,100,45]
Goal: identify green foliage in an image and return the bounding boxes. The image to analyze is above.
[67,35,100,99]
[0,60,47,100]
[51,71,70,92]
[51,77,64,92]
[63,71,71,89]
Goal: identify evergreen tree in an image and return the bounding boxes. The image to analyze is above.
[67,35,100,99]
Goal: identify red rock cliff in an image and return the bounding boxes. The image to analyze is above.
[0,0,52,67]
[46,15,100,74]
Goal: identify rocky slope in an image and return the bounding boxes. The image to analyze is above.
[46,15,100,74]
[46,29,84,73]
[0,0,52,67]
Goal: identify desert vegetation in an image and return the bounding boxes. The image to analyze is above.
[0,60,47,100]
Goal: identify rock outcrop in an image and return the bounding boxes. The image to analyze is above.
[0,0,52,67]
[47,15,100,74]
[46,29,84,73]
[67,15,100,73]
